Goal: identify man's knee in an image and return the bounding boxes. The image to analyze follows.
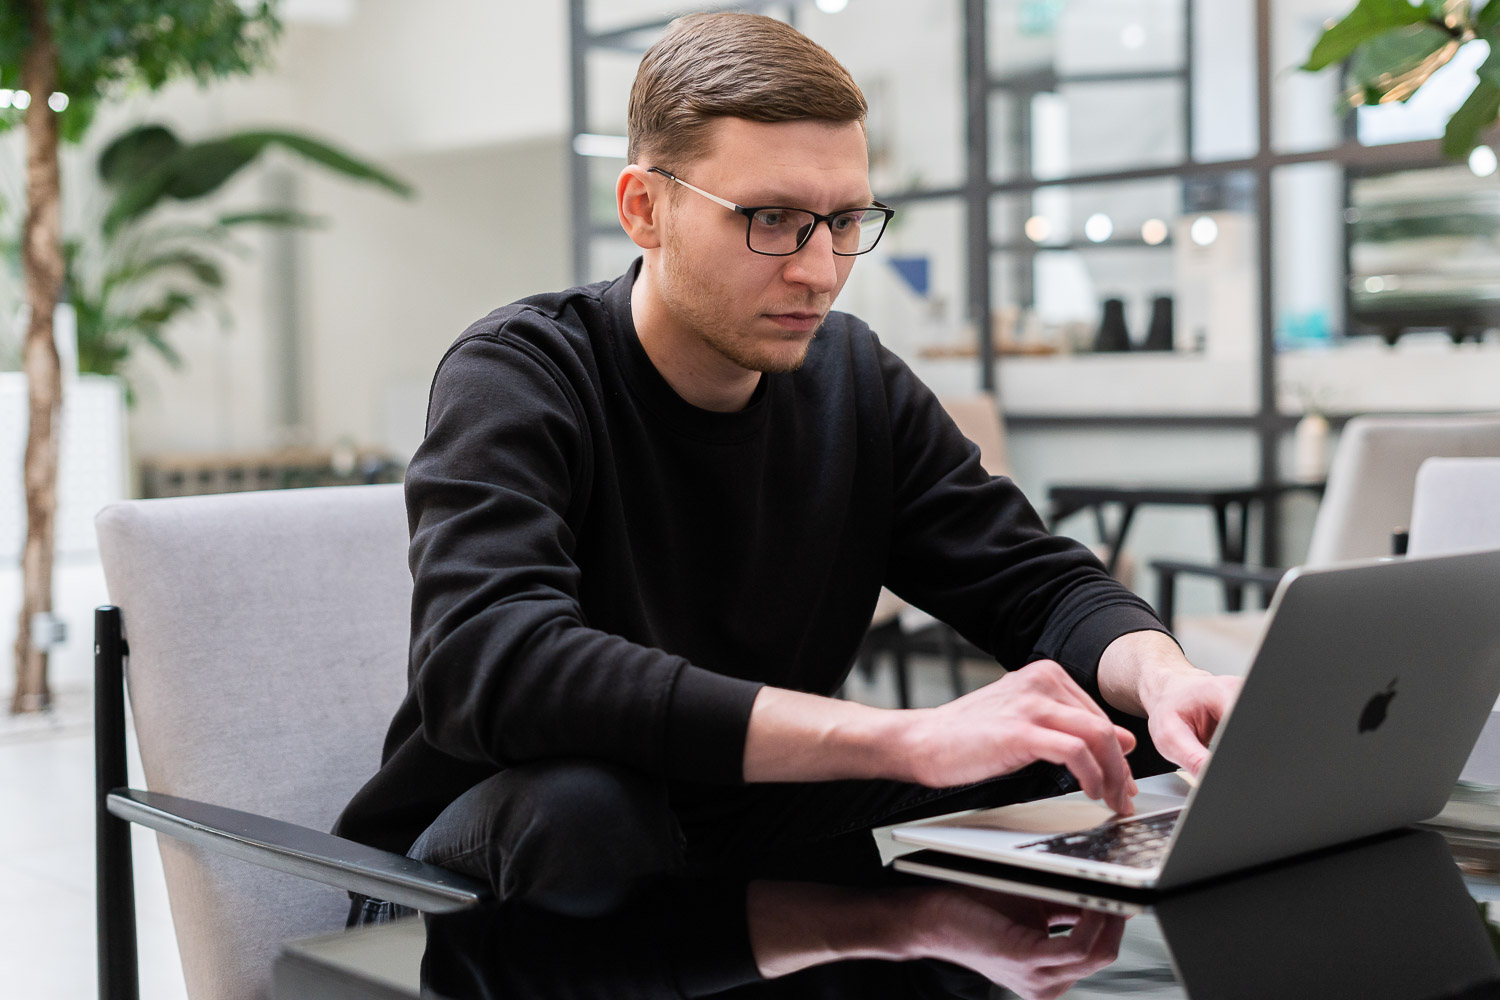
[510,760,676,845]
[413,759,683,915]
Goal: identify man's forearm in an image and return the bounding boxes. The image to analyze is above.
[742,661,1141,810]
[742,686,914,783]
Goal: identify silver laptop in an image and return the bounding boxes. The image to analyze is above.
[891,547,1500,890]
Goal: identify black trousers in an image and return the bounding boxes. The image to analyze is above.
[350,759,1077,925]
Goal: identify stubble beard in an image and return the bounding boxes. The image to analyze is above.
[659,242,820,376]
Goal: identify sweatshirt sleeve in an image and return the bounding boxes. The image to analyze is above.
[404,330,760,781]
[874,342,1168,697]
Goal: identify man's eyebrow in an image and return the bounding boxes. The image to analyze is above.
[736,189,878,209]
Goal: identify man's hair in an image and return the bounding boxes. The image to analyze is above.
[627,11,867,167]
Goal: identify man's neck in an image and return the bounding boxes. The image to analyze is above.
[630,262,761,413]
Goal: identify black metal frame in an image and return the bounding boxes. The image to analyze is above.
[1151,560,1288,631]
[93,605,490,1000]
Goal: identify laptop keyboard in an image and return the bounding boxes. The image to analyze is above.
[1015,809,1181,869]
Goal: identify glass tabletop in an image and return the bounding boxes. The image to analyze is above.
[275,807,1500,1000]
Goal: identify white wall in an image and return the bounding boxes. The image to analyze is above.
[56,0,575,460]
[300,138,570,453]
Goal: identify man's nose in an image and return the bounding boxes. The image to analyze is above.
[783,221,840,292]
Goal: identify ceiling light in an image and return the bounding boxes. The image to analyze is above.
[1469,145,1498,178]
[1189,216,1218,246]
[1084,213,1113,243]
[1141,218,1168,245]
[1024,215,1051,242]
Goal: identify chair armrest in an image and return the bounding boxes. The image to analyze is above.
[1150,561,1289,631]
[106,788,490,913]
[1150,560,1289,588]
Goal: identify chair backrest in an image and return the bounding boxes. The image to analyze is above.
[1408,457,1500,557]
[1304,414,1500,567]
[94,484,411,1000]
[941,394,1010,478]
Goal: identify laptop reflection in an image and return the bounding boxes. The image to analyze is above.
[897,828,1500,999]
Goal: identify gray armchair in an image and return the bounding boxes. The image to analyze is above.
[94,484,487,1000]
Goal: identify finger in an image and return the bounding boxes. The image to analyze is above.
[1150,712,1211,775]
[1021,663,1140,811]
[1041,910,1116,975]
[1034,704,1135,815]
[1029,728,1106,802]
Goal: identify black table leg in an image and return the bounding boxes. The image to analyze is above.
[1102,504,1137,577]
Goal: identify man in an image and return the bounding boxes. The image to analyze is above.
[335,12,1238,919]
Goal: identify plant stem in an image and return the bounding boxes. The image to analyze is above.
[13,0,63,714]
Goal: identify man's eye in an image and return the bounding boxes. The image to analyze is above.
[831,214,857,232]
[753,210,787,227]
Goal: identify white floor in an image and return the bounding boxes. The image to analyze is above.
[0,689,188,1000]
[0,654,992,1000]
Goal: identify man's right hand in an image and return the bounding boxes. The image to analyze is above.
[897,661,1138,814]
[743,660,1139,815]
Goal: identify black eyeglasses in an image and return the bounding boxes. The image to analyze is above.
[648,166,895,257]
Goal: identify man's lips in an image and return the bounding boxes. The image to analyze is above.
[765,310,823,332]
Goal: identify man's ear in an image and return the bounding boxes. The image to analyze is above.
[617,164,663,250]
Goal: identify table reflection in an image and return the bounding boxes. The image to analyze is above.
[411,829,1500,1000]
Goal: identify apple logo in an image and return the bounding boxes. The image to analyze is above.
[1359,678,1398,733]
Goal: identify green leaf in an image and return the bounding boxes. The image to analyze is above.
[217,209,329,229]
[57,97,98,145]
[1303,0,1434,71]
[106,249,225,293]
[1347,23,1454,101]
[102,171,175,237]
[239,131,414,198]
[1478,35,1500,90]
[1479,0,1500,37]
[1442,78,1500,157]
[139,326,184,369]
[103,127,413,233]
[98,124,184,185]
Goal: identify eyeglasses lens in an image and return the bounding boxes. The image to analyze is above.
[748,209,887,255]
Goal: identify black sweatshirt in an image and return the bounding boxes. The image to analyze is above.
[334,262,1166,855]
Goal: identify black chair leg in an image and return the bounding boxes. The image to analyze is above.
[96,606,139,1000]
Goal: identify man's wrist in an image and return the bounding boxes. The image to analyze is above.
[1098,629,1196,716]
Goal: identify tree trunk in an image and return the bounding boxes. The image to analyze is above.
[12,0,62,714]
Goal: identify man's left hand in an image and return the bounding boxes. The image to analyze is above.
[1138,668,1240,775]
[1097,630,1241,776]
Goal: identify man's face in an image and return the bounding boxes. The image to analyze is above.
[652,117,872,375]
